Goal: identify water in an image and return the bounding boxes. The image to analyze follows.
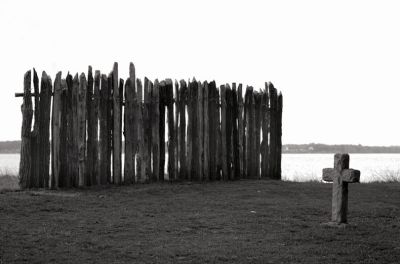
[282,153,400,182]
[0,154,20,175]
[1,153,400,182]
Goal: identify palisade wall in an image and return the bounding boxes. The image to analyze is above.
[17,63,283,189]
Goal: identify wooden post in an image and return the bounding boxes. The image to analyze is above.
[124,63,136,184]
[144,77,151,182]
[86,66,94,186]
[71,74,79,187]
[148,81,154,181]
[250,88,256,179]
[78,73,87,187]
[92,71,100,184]
[277,92,283,180]
[208,81,217,181]
[19,70,33,189]
[186,80,192,181]
[268,83,277,179]
[178,80,187,180]
[225,85,233,180]
[203,81,209,181]
[136,78,145,182]
[198,81,203,181]
[38,72,52,188]
[261,90,269,178]
[216,87,222,180]
[131,66,139,182]
[107,75,113,184]
[254,91,262,179]
[51,72,62,189]
[166,79,175,181]
[152,80,160,181]
[232,84,240,180]
[31,69,40,188]
[65,73,74,188]
[159,81,165,181]
[112,63,122,184]
[244,87,252,179]
[237,84,244,179]
[99,74,110,184]
[174,81,179,181]
[190,79,199,181]
[59,78,68,187]
[220,85,228,180]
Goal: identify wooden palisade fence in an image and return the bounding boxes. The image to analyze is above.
[17,63,283,189]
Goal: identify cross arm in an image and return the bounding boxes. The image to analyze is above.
[342,169,360,183]
[322,168,335,182]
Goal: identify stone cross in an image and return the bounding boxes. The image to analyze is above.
[322,153,360,225]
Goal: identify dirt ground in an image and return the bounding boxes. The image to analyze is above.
[1,180,399,263]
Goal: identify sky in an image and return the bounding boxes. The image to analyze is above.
[0,0,399,145]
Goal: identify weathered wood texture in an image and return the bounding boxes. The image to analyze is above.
[237,84,244,179]
[30,69,40,188]
[71,74,79,186]
[226,85,234,180]
[99,74,111,185]
[220,85,228,180]
[261,90,269,178]
[166,79,175,181]
[124,63,136,184]
[189,79,199,180]
[198,81,204,181]
[174,81,179,181]
[144,77,151,182]
[92,71,100,184]
[38,72,52,188]
[78,73,87,187]
[86,67,95,186]
[186,80,192,180]
[203,81,209,181]
[16,63,283,189]
[59,78,68,187]
[178,80,187,180]
[208,81,218,181]
[232,84,240,180]
[152,80,160,181]
[268,83,279,179]
[19,70,33,189]
[276,92,283,179]
[65,74,74,188]
[112,63,122,184]
[254,92,262,179]
[51,72,62,189]
[158,81,166,181]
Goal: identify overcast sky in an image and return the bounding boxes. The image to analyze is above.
[1,0,399,145]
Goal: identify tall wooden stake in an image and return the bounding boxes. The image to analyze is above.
[51,72,62,189]
[152,80,160,181]
[178,80,187,180]
[19,70,33,189]
[78,73,87,187]
[112,63,122,184]
[38,72,52,188]
[124,63,136,184]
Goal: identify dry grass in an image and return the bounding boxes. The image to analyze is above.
[371,168,400,183]
[0,169,19,192]
[0,180,399,263]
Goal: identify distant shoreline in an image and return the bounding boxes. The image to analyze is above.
[2,141,400,154]
[283,144,400,154]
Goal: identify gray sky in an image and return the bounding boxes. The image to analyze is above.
[1,0,399,145]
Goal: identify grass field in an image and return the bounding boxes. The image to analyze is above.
[1,180,399,263]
